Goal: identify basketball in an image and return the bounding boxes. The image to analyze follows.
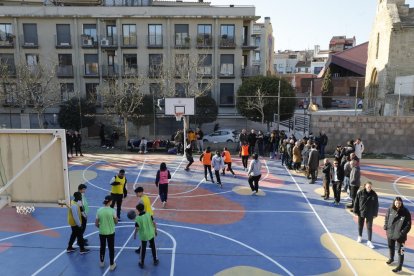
[127,210,136,220]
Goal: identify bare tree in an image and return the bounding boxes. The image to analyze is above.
[244,85,266,124]
[97,74,147,149]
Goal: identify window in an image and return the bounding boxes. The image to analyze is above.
[106,25,117,45]
[198,83,212,97]
[150,83,161,98]
[254,36,260,47]
[56,24,71,46]
[175,83,188,97]
[242,26,248,45]
[175,24,189,47]
[60,83,74,102]
[254,52,260,62]
[122,24,137,46]
[0,23,13,44]
[83,24,97,42]
[57,54,73,77]
[220,24,235,47]
[23,23,38,46]
[198,54,212,75]
[86,83,99,104]
[0,54,15,75]
[149,54,163,77]
[1,83,17,105]
[349,87,357,97]
[220,54,234,76]
[84,54,99,75]
[123,54,137,75]
[197,24,212,46]
[148,24,162,47]
[220,83,234,106]
[26,54,39,73]
[175,54,189,77]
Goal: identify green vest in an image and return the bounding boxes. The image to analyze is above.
[135,213,155,241]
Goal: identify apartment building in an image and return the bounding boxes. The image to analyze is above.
[0,0,274,129]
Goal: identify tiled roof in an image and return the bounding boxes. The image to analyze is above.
[329,42,368,76]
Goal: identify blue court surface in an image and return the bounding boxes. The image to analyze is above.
[0,154,413,275]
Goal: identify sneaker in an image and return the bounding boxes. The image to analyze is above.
[252,191,256,196]
[99,261,105,268]
[367,241,375,249]
[66,247,76,253]
[233,174,236,178]
[184,168,189,171]
[144,151,148,154]
[117,218,122,222]
[357,236,362,243]
[80,248,90,254]
[154,259,159,266]
[386,258,394,265]
[110,263,117,271]
[135,247,141,254]
[220,183,223,188]
[138,262,144,269]
[162,201,166,208]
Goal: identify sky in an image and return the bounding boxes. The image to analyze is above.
[209,0,414,51]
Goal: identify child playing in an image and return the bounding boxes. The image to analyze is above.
[221,147,235,177]
[240,142,249,171]
[212,150,225,188]
[134,203,159,269]
[200,146,214,183]
[184,144,194,171]
[134,187,154,254]
[155,162,171,208]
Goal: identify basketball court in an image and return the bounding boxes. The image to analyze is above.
[1,150,414,275]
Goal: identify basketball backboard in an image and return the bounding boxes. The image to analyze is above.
[164,98,195,116]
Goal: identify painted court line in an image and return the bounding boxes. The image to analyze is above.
[102,230,136,276]
[284,166,357,275]
[153,209,314,213]
[392,174,414,205]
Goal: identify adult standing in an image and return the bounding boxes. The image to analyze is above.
[292,141,302,171]
[238,129,248,149]
[354,138,365,160]
[95,195,118,271]
[66,130,74,158]
[99,124,106,147]
[301,140,311,171]
[195,127,204,153]
[109,169,128,221]
[321,158,332,200]
[74,131,83,157]
[319,131,328,159]
[347,160,360,210]
[247,129,257,155]
[269,130,277,159]
[307,144,319,184]
[247,153,262,195]
[155,162,171,208]
[331,160,344,205]
[384,197,412,272]
[354,182,379,249]
[67,192,89,254]
[256,130,264,157]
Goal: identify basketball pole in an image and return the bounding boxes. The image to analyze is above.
[183,115,188,156]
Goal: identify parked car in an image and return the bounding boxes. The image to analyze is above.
[203,128,239,143]
[298,99,319,109]
[331,99,352,108]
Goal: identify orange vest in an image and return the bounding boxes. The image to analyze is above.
[241,145,249,156]
[223,150,232,162]
[202,152,212,165]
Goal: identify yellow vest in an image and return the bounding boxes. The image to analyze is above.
[67,200,82,227]
[111,175,126,194]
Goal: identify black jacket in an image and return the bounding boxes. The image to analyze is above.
[331,165,344,182]
[322,162,332,180]
[384,206,412,242]
[354,189,379,219]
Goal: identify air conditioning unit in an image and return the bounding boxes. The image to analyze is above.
[101,39,109,46]
[83,38,93,46]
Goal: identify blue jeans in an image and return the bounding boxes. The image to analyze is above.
[343,177,350,194]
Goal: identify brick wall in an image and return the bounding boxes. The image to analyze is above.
[310,114,414,155]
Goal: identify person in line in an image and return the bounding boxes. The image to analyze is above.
[256,130,264,156]
[110,130,119,149]
[66,130,74,158]
[354,181,379,249]
[279,140,287,166]
[247,129,257,155]
[384,197,412,272]
[139,137,148,154]
[221,147,236,177]
[74,131,83,157]
[109,169,128,220]
[184,144,194,171]
[240,142,249,172]
[95,195,118,271]
[134,186,154,254]
[212,150,225,188]
[78,184,89,246]
[318,131,328,159]
[67,192,89,254]
[292,141,302,171]
[155,162,171,208]
[247,153,262,195]
[238,129,248,150]
[134,203,159,269]
[307,144,319,184]
[354,138,365,161]
[200,147,214,183]
[342,155,352,198]
[321,158,332,200]
[195,127,204,153]
[99,124,106,147]
[331,160,344,205]
[347,160,361,210]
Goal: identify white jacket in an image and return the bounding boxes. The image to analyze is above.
[354,142,364,159]
[248,159,262,176]
[211,155,224,171]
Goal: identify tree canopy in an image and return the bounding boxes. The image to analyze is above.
[190,95,218,126]
[58,97,96,131]
[321,67,333,108]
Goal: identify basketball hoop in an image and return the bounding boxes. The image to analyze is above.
[175,112,184,121]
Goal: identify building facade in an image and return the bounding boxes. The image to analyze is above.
[0,0,274,131]
[365,0,414,116]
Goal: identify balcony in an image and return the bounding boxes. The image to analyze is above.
[241,39,258,50]
[122,65,138,77]
[101,36,119,49]
[55,35,72,49]
[56,65,74,78]
[252,26,262,35]
[101,65,119,78]
[0,35,15,48]
[197,66,213,78]
[174,35,190,49]
[83,63,99,77]
[242,66,261,77]
[120,37,137,48]
[21,35,38,49]
[147,35,163,49]
[252,59,261,65]
[196,34,213,48]
[80,35,98,48]
[219,36,236,49]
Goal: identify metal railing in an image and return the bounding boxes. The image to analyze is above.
[56,65,74,77]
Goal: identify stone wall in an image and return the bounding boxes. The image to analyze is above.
[310,114,414,155]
